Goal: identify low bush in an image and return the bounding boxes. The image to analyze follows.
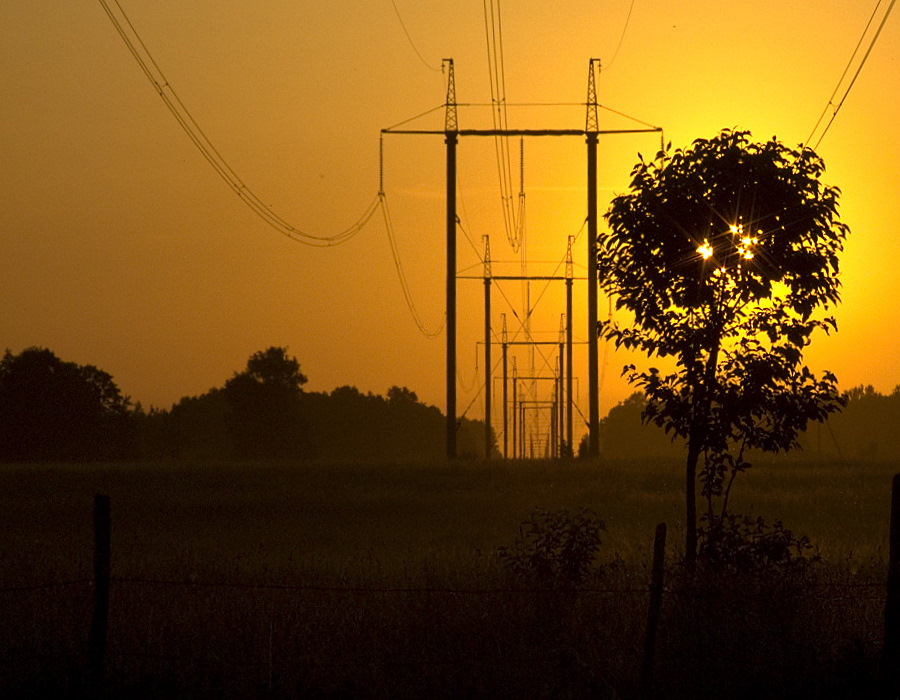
[497,507,605,588]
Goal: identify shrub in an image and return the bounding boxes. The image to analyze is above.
[497,507,605,588]
[698,511,819,574]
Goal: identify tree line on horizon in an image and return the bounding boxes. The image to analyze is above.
[0,346,492,463]
[599,387,900,462]
[3,344,898,465]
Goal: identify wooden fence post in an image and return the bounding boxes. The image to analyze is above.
[88,494,111,691]
[640,522,666,699]
[881,475,900,697]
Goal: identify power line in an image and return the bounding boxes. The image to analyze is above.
[378,193,445,339]
[455,173,483,260]
[383,104,446,131]
[384,102,662,131]
[103,1,444,337]
[389,0,442,72]
[98,0,379,247]
[806,0,884,147]
[604,0,637,70]
[806,0,896,150]
[483,0,522,251]
[598,103,661,131]
[457,102,583,107]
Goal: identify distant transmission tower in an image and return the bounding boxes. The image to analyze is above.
[382,58,661,460]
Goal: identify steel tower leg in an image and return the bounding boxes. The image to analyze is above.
[446,131,458,459]
[587,132,600,459]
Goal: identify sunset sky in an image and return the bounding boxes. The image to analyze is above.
[2,1,898,445]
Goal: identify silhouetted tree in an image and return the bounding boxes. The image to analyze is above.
[599,392,684,459]
[304,386,396,460]
[456,416,499,460]
[807,385,900,460]
[300,385,494,461]
[0,347,134,462]
[600,129,848,569]
[387,385,418,405]
[132,403,179,460]
[168,389,231,460]
[223,347,310,459]
[131,366,496,463]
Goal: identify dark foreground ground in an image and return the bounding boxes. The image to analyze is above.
[0,458,895,698]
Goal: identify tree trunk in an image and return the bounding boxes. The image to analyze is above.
[685,425,701,573]
[684,337,721,573]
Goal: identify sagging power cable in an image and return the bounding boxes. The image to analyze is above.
[805,0,896,150]
[483,0,523,251]
[378,193,446,340]
[389,0,442,72]
[98,0,379,247]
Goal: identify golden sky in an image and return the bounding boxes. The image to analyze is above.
[1,1,898,444]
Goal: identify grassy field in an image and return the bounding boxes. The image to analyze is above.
[1,457,897,698]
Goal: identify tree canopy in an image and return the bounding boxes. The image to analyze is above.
[598,392,684,460]
[223,346,310,459]
[0,347,134,462]
[600,129,848,569]
[601,129,845,326]
[132,349,495,462]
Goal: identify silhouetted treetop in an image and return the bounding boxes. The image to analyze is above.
[241,346,308,392]
[598,392,684,459]
[600,129,848,569]
[0,347,134,462]
[602,128,848,326]
[387,385,418,405]
[223,347,310,459]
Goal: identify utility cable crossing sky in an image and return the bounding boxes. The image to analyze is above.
[98,0,380,248]
[482,0,523,252]
[99,0,444,339]
[806,0,896,150]
[100,0,893,253]
[98,0,589,346]
[98,0,894,373]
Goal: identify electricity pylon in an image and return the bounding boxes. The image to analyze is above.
[382,58,661,460]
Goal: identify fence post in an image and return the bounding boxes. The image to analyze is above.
[640,522,666,699]
[88,494,111,692]
[881,475,900,698]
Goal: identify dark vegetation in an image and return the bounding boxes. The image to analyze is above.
[1,344,898,697]
[600,129,849,567]
[1,346,493,464]
[600,388,900,462]
[0,458,893,699]
[1,127,887,696]
[0,348,135,462]
[3,345,894,467]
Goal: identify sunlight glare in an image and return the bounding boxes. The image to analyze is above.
[737,234,759,260]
